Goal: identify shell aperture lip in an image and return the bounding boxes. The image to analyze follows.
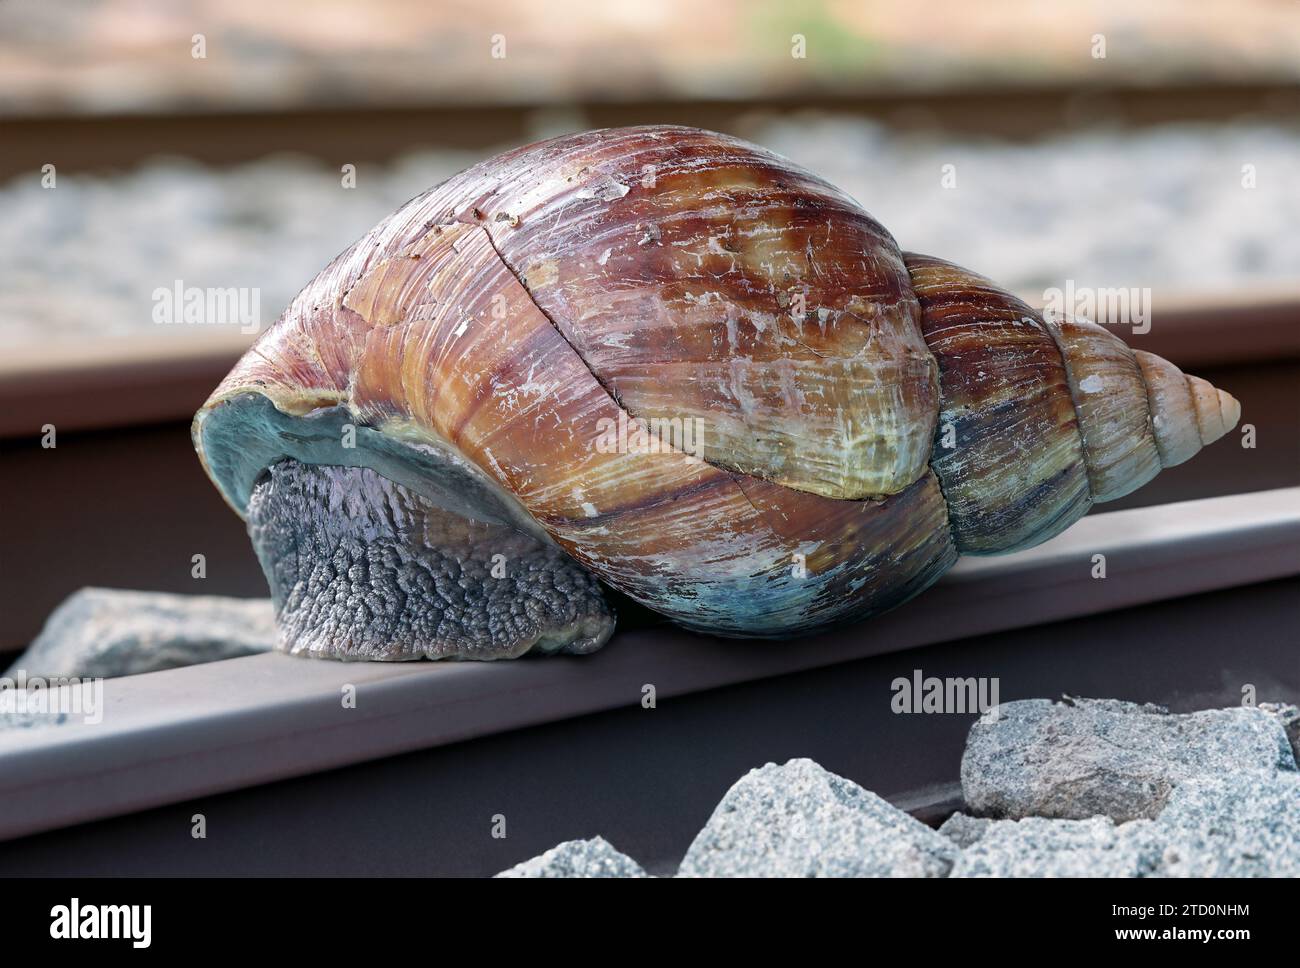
[194,391,545,539]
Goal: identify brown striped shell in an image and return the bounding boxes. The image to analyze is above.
[193,126,1240,655]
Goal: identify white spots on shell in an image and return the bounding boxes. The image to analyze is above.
[523,258,559,288]
[725,357,760,416]
[481,449,507,482]
[682,289,721,305]
[597,247,612,266]
[571,486,599,518]
[577,175,629,202]
[1078,374,1106,393]
[511,360,555,407]
[704,235,734,258]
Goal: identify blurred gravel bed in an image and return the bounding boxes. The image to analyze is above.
[2,118,1297,348]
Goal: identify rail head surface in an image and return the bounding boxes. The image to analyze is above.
[0,486,1296,841]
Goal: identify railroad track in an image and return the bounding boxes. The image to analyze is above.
[1,96,1296,871]
[0,486,1296,873]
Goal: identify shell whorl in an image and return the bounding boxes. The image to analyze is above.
[1044,313,1239,499]
[904,252,1240,556]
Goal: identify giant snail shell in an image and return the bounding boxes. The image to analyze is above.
[193,126,1240,660]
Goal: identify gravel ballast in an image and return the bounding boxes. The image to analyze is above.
[961,698,1297,822]
[495,837,648,878]
[494,699,1300,878]
[1153,772,1300,878]
[949,815,1159,878]
[5,587,275,680]
[5,120,1297,351]
[944,772,1300,878]
[676,759,957,878]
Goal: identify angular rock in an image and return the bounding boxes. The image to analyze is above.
[1260,702,1300,766]
[962,698,1296,822]
[495,837,648,878]
[938,812,992,848]
[6,587,275,679]
[677,758,956,878]
[950,816,1161,878]
[941,774,1300,878]
[1152,773,1300,878]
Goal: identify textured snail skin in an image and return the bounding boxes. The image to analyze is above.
[193,126,1240,659]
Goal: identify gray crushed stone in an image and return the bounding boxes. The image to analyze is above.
[6,587,275,680]
[962,697,1296,822]
[938,812,993,849]
[1152,772,1300,878]
[945,771,1300,878]
[676,758,956,878]
[494,837,648,878]
[1260,702,1300,765]
[488,714,1300,878]
[950,815,1160,878]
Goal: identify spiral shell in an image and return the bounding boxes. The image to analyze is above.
[194,126,1239,656]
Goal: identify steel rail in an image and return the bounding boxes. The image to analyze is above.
[0,486,1295,842]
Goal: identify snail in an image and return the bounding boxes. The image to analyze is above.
[193,126,1240,661]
